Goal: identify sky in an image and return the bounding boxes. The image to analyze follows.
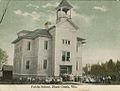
[0,0,120,66]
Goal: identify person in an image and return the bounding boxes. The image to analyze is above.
[74,75,78,82]
[69,73,74,81]
[60,77,63,83]
[102,77,105,84]
[107,76,111,84]
[26,77,31,83]
[19,77,22,84]
[32,77,35,84]
[64,73,67,81]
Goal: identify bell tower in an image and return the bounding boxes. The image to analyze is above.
[56,0,73,23]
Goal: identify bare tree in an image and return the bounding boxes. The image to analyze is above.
[0,48,8,69]
[0,0,11,24]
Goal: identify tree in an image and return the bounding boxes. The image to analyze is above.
[90,64,103,76]
[115,60,120,81]
[83,64,91,75]
[101,63,107,76]
[0,48,8,69]
[107,59,116,75]
[83,59,120,81]
[105,59,116,80]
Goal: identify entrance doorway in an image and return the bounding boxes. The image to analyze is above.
[60,65,72,75]
[60,65,73,81]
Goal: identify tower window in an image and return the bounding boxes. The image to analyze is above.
[62,51,70,61]
[43,60,47,69]
[62,39,71,45]
[68,40,70,45]
[44,40,48,50]
[27,41,31,50]
[67,52,70,61]
[66,40,67,44]
[62,40,64,44]
[26,61,30,69]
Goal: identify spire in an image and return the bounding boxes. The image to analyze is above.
[56,0,73,12]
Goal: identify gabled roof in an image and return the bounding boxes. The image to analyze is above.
[12,37,22,44]
[28,29,52,39]
[77,37,86,41]
[56,0,73,10]
[17,30,33,34]
[12,26,55,44]
[67,18,79,30]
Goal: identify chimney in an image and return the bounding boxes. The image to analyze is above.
[44,21,52,29]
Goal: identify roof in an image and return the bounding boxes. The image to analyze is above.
[17,30,33,34]
[82,41,86,44]
[2,65,13,71]
[56,0,73,11]
[77,37,86,41]
[12,26,55,44]
[67,19,79,30]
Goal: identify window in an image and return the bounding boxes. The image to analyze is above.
[62,51,70,61]
[67,52,70,61]
[68,40,70,45]
[26,61,30,69]
[43,60,47,69]
[66,40,67,44]
[62,40,65,44]
[62,51,66,61]
[76,61,79,71]
[27,41,31,50]
[76,42,79,52]
[60,65,72,75]
[62,39,71,45]
[44,40,48,50]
